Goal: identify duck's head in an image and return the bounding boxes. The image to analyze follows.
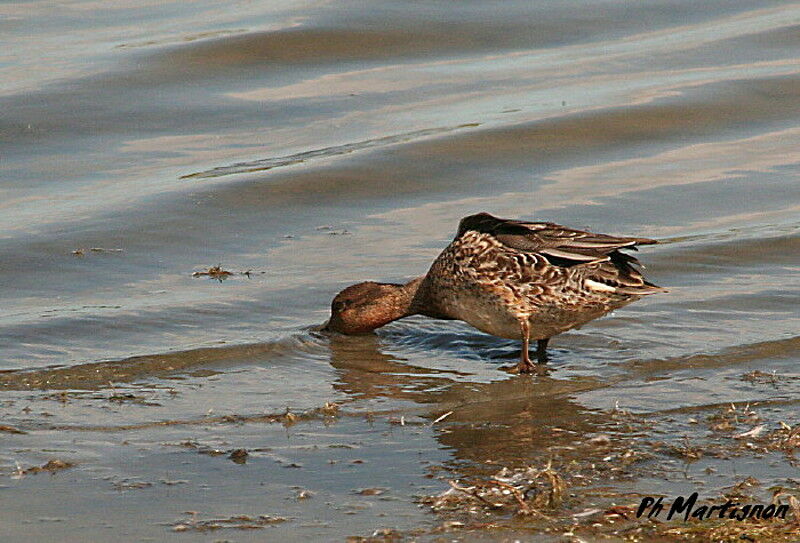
[324,280,421,334]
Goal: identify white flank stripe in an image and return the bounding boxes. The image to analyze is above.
[585,279,617,293]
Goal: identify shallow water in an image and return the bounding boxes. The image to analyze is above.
[2,0,800,540]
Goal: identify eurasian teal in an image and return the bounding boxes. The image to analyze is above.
[326,212,666,373]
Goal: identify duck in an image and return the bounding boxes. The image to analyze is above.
[325,212,666,373]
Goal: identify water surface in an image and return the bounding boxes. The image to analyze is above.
[2,0,800,540]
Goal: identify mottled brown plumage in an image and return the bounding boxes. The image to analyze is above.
[326,212,666,373]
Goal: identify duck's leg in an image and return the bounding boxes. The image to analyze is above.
[536,338,549,363]
[512,319,536,374]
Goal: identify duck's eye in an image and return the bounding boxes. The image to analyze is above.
[332,300,348,313]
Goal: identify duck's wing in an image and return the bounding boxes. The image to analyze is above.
[457,212,666,294]
[458,212,656,265]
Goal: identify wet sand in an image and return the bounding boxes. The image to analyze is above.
[2,0,800,541]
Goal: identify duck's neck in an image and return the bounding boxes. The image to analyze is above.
[367,276,448,329]
[392,276,427,320]
[373,275,438,323]
[405,275,450,320]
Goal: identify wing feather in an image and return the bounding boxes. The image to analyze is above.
[457,212,665,294]
[458,212,657,263]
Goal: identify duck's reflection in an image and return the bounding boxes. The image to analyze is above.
[325,331,614,468]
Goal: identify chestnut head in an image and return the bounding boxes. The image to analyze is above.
[325,281,409,334]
